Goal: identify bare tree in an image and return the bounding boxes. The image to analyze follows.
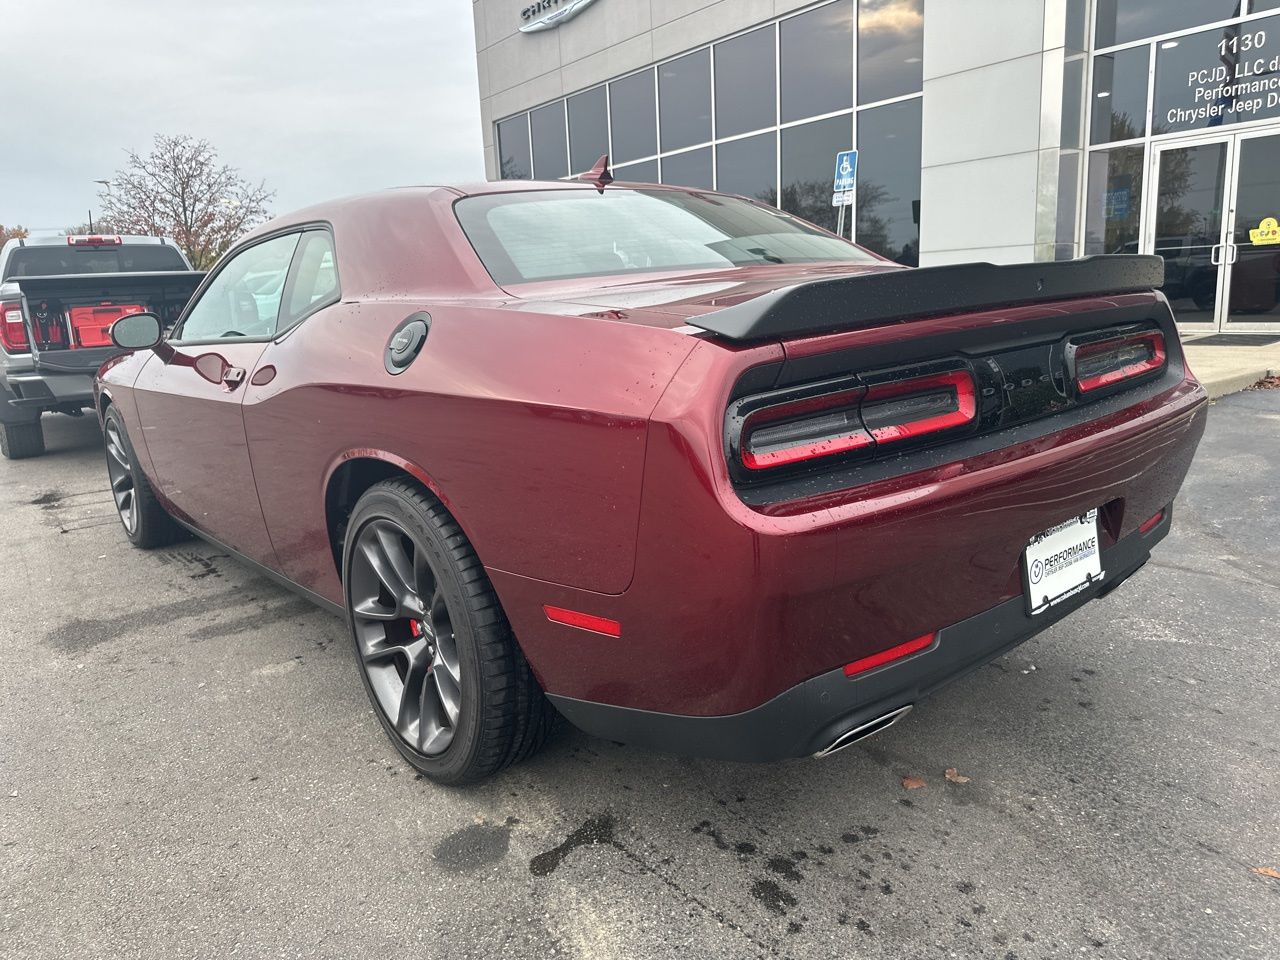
[0,224,29,244]
[98,134,274,269]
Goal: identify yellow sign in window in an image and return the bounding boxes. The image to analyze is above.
[1249,217,1280,245]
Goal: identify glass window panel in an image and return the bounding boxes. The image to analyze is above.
[661,148,713,190]
[497,115,532,180]
[180,233,300,341]
[717,133,778,205]
[1055,150,1081,257]
[715,26,776,138]
[1153,142,1227,325]
[1227,132,1280,324]
[1061,57,1085,149]
[857,0,923,105]
[1255,0,1280,12]
[781,114,854,233]
[1066,0,1089,54]
[614,159,659,184]
[1153,23,1280,136]
[659,49,712,151]
[780,0,854,123]
[1084,145,1144,255]
[1089,47,1149,144]
[455,189,876,285]
[855,98,921,265]
[1095,0,1243,48]
[568,86,609,175]
[530,101,568,180]
[609,69,657,164]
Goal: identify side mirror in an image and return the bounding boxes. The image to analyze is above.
[110,312,163,351]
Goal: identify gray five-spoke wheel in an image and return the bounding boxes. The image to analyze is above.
[349,519,462,756]
[104,420,138,535]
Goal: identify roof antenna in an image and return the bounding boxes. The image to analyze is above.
[578,154,614,193]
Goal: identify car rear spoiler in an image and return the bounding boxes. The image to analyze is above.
[687,255,1165,342]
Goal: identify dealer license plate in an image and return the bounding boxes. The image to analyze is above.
[1024,509,1104,615]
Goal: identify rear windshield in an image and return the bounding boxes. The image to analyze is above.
[2,244,187,280]
[455,188,876,285]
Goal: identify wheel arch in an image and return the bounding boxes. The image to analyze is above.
[323,450,471,580]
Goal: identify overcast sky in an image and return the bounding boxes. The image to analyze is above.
[2,0,484,233]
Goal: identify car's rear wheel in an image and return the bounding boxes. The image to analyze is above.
[103,406,183,548]
[0,419,44,459]
[343,479,552,784]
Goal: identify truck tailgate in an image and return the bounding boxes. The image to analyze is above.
[16,271,204,374]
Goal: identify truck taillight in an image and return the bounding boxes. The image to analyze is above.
[733,364,977,472]
[0,300,28,353]
[1070,329,1166,394]
[67,234,123,246]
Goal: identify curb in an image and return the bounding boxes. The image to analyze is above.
[1200,367,1276,400]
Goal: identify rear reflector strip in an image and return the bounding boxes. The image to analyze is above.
[543,604,621,638]
[844,632,936,677]
[1138,509,1165,535]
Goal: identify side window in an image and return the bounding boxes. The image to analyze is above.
[177,233,300,341]
[282,231,339,325]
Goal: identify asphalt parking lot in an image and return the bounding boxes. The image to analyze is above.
[2,392,1277,960]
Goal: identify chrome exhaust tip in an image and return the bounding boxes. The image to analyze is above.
[813,705,913,759]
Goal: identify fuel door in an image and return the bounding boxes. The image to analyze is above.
[385,312,430,374]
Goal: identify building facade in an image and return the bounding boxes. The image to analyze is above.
[473,0,1280,335]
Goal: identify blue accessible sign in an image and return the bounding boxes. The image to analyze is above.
[831,149,857,207]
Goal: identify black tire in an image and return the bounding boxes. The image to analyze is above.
[343,479,553,784]
[102,405,184,549]
[0,419,44,459]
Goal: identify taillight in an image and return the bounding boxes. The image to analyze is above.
[0,299,28,353]
[741,385,871,470]
[733,364,977,473]
[1070,329,1166,394]
[66,234,123,246]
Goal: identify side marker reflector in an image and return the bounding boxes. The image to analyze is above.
[543,604,621,638]
[844,632,936,677]
[1138,509,1165,535]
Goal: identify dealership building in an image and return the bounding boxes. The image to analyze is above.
[472,0,1280,335]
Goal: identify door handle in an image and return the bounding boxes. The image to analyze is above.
[1225,243,1239,265]
[1210,244,1224,266]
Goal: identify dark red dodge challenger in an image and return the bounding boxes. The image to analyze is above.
[95,173,1207,783]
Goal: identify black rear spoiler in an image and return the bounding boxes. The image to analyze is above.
[687,255,1165,342]
[14,271,205,300]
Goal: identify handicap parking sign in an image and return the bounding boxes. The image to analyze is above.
[833,150,857,192]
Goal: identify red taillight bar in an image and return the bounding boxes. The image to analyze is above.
[543,604,621,638]
[844,632,936,677]
[862,369,978,444]
[1074,330,1166,393]
[0,300,29,353]
[740,386,872,470]
[67,234,123,246]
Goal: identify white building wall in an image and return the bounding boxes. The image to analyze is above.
[918,0,1069,265]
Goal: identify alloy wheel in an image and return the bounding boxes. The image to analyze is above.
[348,518,463,756]
[104,420,138,535]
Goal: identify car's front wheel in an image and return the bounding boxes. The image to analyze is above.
[343,479,552,784]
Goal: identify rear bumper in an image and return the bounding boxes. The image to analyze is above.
[550,511,1167,762]
[1,370,94,418]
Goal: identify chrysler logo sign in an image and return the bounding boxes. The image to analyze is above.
[520,0,599,33]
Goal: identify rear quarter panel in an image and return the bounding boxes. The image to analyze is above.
[242,300,698,602]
